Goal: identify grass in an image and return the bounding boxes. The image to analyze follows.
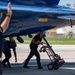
[15,36,75,45]
[44,38,75,45]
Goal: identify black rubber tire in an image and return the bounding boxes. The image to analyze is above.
[53,63,59,70]
[47,63,53,70]
[43,50,46,52]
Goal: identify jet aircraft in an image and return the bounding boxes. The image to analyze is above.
[0,0,75,72]
[0,0,75,39]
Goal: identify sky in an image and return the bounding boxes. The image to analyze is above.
[59,0,75,5]
[58,0,75,33]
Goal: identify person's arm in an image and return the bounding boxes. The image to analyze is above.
[1,3,12,32]
[13,47,17,62]
[32,39,43,44]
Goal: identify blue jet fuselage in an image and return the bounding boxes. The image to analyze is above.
[0,0,74,37]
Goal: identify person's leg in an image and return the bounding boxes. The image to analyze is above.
[24,51,33,68]
[34,51,43,69]
[7,59,11,67]
[0,61,2,75]
[0,50,2,74]
[3,49,11,67]
[7,60,11,67]
[2,51,8,67]
[7,49,11,67]
[2,59,7,67]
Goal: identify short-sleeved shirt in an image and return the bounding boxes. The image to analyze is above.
[3,39,8,51]
[30,34,42,48]
[9,41,17,48]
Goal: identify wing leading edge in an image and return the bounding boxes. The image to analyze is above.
[57,15,75,20]
[0,3,75,14]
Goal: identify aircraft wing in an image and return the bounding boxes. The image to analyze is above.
[0,3,75,14]
[1,3,75,37]
[57,15,75,20]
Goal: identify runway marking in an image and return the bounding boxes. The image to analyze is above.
[61,67,75,70]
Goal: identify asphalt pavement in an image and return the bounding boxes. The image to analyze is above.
[2,44,75,75]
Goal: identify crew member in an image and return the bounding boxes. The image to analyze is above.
[24,31,44,69]
[0,2,12,74]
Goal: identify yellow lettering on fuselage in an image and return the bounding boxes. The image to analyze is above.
[38,18,48,22]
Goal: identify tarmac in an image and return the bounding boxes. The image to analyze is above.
[2,44,75,75]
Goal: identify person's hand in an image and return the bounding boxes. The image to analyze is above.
[7,2,12,17]
[41,42,45,44]
[40,42,45,45]
[37,41,45,45]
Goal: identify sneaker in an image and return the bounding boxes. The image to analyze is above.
[38,66,43,69]
[3,64,7,67]
[8,65,11,68]
[23,65,29,69]
[2,62,7,67]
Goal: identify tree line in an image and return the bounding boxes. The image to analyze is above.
[66,4,75,8]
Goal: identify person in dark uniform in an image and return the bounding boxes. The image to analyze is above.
[0,2,12,75]
[9,37,17,63]
[2,39,11,67]
[2,37,17,67]
[23,31,44,69]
